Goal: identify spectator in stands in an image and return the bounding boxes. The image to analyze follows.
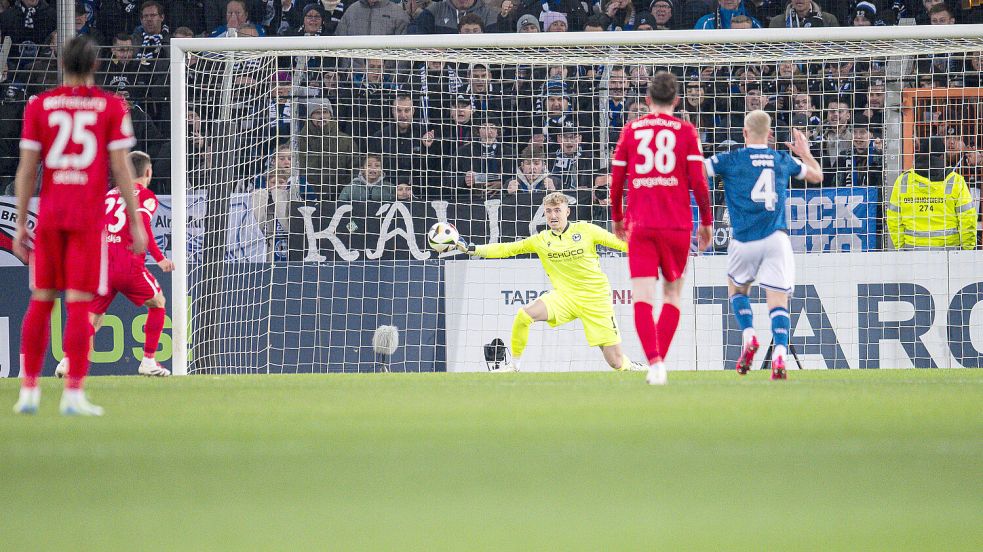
[679,81,718,144]
[337,0,409,35]
[457,13,486,33]
[404,0,433,34]
[515,13,540,32]
[413,59,463,125]
[18,29,57,95]
[99,34,150,103]
[74,3,105,45]
[289,3,328,35]
[340,153,399,202]
[849,1,882,26]
[520,0,588,32]
[211,0,267,36]
[297,102,354,200]
[187,109,214,186]
[466,63,504,117]
[602,0,637,30]
[267,0,307,35]
[648,0,677,29]
[317,0,347,34]
[442,94,476,154]
[862,81,885,127]
[543,11,569,31]
[548,119,595,191]
[96,0,141,45]
[769,0,838,27]
[695,0,762,29]
[507,144,556,195]
[582,13,607,32]
[624,97,647,124]
[928,2,956,25]
[601,65,630,144]
[790,92,822,139]
[348,58,399,146]
[133,1,169,62]
[742,0,784,21]
[369,93,442,198]
[0,0,55,66]
[963,51,983,87]
[835,125,882,186]
[539,79,573,144]
[168,0,207,36]
[821,98,853,176]
[913,0,945,25]
[251,158,301,244]
[452,116,511,198]
[415,0,498,34]
[728,13,756,28]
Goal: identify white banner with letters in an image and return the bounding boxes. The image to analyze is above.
[445,251,983,371]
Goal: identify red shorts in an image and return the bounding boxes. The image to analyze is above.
[30,226,107,295]
[627,228,691,281]
[91,258,162,314]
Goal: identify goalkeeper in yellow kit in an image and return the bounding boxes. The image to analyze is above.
[456,192,644,372]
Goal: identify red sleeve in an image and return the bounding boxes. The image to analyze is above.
[107,95,137,151]
[609,126,632,223]
[19,97,43,151]
[138,189,165,262]
[686,124,712,227]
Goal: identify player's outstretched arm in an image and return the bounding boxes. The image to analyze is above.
[12,147,40,261]
[787,129,823,184]
[586,223,627,253]
[463,237,535,259]
[110,148,147,255]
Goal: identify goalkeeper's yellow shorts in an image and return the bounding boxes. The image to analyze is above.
[540,290,621,348]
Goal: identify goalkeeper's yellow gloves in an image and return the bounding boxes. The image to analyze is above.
[455,238,476,255]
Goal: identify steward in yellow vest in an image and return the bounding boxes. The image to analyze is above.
[887,169,977,250]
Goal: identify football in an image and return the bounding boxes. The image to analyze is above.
[427,222,460,253]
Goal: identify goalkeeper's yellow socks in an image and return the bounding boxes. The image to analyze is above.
[511,308,533,359]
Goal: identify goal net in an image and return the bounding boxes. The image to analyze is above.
[169,27,983,375]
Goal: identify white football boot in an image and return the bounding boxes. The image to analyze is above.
[138,357,171,377]
[12,387,40,415]
[59,390,104,417]
[646,362,668,386]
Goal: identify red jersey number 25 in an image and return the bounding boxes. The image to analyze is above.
[46,111,98,170]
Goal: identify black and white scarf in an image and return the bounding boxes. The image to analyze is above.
[138,24,169,60]
[17,0,37,29]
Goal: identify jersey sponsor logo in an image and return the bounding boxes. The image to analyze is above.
[632,175,679,188]
[546,248,584,259]
[41,96,107,112]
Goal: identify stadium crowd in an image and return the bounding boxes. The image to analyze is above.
[0,0,981,246]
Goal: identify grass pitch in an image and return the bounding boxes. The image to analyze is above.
[1,370,981,551]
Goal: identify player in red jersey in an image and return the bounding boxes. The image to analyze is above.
[55,151,173,379]
[609,71,713,385]
[12,36,146,416]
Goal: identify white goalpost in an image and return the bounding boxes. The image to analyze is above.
[170,26,983,375]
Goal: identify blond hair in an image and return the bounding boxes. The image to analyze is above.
[744,110,772,142]
[543,192,569,206]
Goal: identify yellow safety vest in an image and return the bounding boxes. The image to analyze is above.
[886,170,978,250]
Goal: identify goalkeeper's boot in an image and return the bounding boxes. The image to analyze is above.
[54,357,69,378]
[736,335,760,375]
[59,391,104,417]
[646,362,668,386]
[625,361,647,372]
[12,387,40,415]
[138,357,171,377]
[770,356,787,381]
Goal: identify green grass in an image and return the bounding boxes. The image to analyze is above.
[1,370,981,551]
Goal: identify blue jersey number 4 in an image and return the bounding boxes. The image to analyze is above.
[751,168,777,211]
